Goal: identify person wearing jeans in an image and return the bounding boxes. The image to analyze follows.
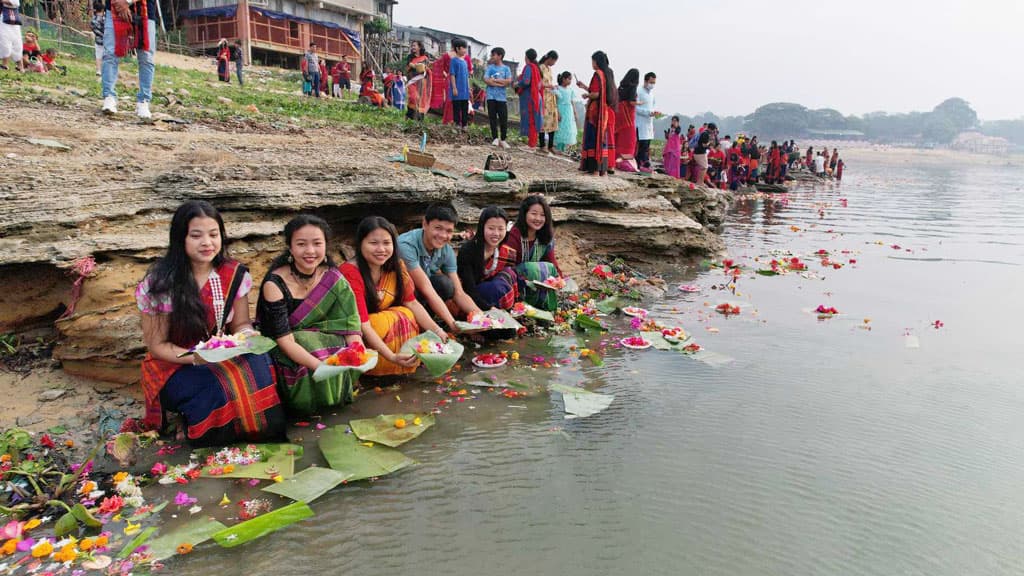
[100,0,156,118]
[484,47,511,147]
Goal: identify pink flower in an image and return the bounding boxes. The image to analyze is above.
[174,492,197,507]
[150,462,167,476]
[1,521,23,540]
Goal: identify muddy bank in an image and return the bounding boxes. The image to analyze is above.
[0,102,731,386]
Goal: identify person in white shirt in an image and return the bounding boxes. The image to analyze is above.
[813,152,826,176]
[634,72,660,172]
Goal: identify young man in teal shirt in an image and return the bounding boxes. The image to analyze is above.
[484,46,512,148]
[398,204,481,331]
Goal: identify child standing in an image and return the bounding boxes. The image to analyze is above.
[662,116,682,178]
[484,47,512,148]
[553,72,578,152]
[448,38,470,129]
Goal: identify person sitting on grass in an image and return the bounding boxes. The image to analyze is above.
[398,203,482,331]
[40,47,66,75]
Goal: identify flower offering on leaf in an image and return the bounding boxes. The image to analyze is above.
[393,418,407,429]
[683,343,702,352]
[206,445,262,468]
[238,498,271,520]
[194,333,246,351]
[415,339,453,355]
[620,336,652,349]
[542,276,567,289]
[661,327,687,343]
[715,303,741,315]
[325,342,370,367]
[472,353,507,367]
[815,305,839,316]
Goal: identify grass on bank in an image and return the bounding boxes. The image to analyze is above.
[0,25,501,144]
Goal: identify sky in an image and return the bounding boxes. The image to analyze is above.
[394,0,1023,121]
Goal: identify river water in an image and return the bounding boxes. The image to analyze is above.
[174,155,1024,576]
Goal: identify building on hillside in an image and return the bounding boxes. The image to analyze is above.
[951,132,1010,155]
[182,0,394,69]
[413,26,490,61]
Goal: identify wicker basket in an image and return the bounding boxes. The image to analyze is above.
[406,150,436,168]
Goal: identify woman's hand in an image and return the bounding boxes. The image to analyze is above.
[389,352,419,368]
[431,326,450,342]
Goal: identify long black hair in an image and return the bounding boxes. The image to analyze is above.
[267,214,337,272]
[542,50,558,65]
[146,200,229,347]
[591,50,617,108]
[462,206,510,270]
[618,68,639,103]
[354,216,405,314]
[514,195,554,245]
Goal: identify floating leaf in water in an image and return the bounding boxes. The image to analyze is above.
[54,511,79,538]
[572,314,606,332]
[117,526,157,559]
[400,332,464,377]
[212,502,314,548]
[595,295,628,315]
[550,384,614,419]
[146,518,227,561]
[71,503,104,528]
[261,467,351,503]
[348,414,435,448]
[318,426,414,481]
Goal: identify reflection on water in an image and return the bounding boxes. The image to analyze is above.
[174,161,1024,576]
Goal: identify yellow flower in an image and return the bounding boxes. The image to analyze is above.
[112,472,129,484]
[272,474,284,483]
[52,544,77,563]
[223,465,235,474]
[510,352,520,361]
[31,540,53,558]
[124,522,141,536]
[78,481,96,495]
[23,519,41,531]
[94,535,109,547]
[1,539,18,556]
[176,543,194,555]
[0,454,10,463]
[219,494,231,507]
[78,537,94,551]
[412,417,422,426]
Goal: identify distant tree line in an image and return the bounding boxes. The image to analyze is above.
[655,97,1023,147]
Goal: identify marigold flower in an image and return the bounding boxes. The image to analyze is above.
[1,539,18,556]
[176,543,193,555]
[52,544,77,563]
[30,540,53,558]
[78,537,94,551]
[0,454,11,463]
[23,519,41,531]
[112,472,129,484]
[94,535,109,547]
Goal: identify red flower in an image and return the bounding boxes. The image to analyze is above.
[186,468,201,480]
[722,259,735,269]
[39,435,55,449]
[98,495,124,514]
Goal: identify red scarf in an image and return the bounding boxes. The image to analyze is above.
[114,0,150,58]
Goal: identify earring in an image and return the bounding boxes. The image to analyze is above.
[287,254,293,263]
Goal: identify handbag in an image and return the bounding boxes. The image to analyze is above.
[484,152,511,171]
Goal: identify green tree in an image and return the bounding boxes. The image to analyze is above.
[922,113,958,144]
[744,102,809,139]
[932,97,978,132]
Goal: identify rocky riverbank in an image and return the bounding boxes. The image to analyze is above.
[0,100,730,404]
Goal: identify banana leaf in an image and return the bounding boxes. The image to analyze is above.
[522,304,554,323]
[550,384,614,419]
[454,309,524,333]
[126,501,167,522]
[71,503,104,528]
[197,443,303,479]
[194,335,277,363]
[639,331,693,352]
[399,332,464,377]
[117,526,158,559]
[573,314,606,332]
[348,413,435,448]
[54,510,79,538]
[261,467,351,503]
[691,349,736,367]
[312,350,378,383]
[318,426,414,481]
[146,518,227,561]
[595,295,628,315]
[211,501,314,549]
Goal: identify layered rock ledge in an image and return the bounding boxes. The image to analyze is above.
[0,104,731,382]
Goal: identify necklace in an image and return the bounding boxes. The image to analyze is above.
[370,269,386,301]
[289,263,322,294]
